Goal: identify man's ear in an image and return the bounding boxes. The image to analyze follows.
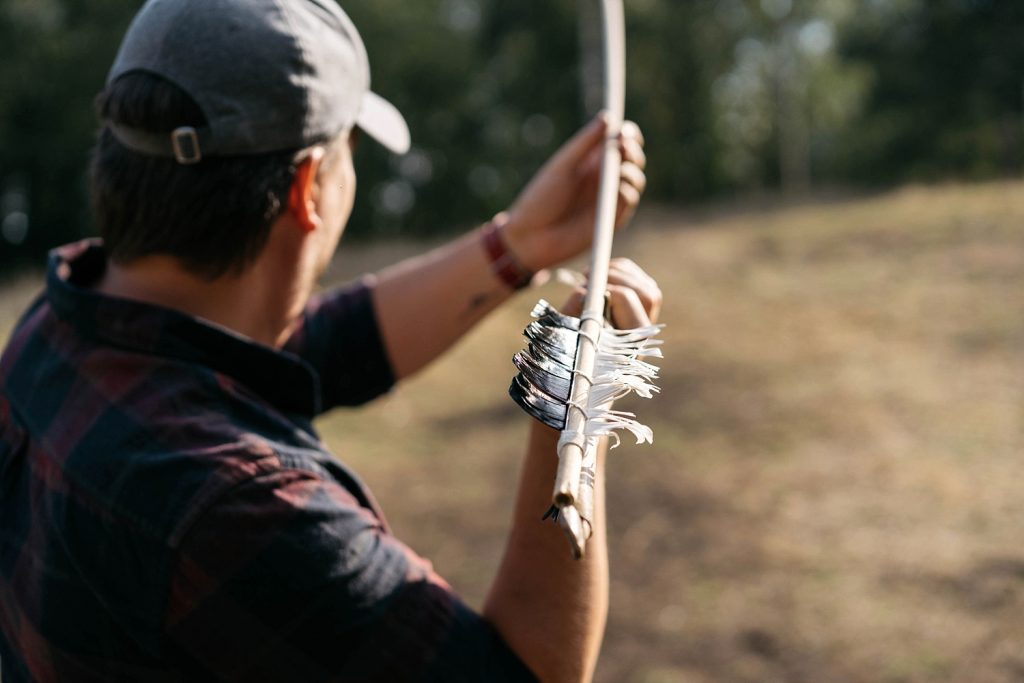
[287,147,326,233]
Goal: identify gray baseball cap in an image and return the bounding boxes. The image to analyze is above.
[105,0,410,164]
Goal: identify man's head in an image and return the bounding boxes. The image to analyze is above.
[91,0,409,279]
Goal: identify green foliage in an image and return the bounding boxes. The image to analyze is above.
[345,0,586,238]
[0,0,1021,266]
[837,0,1024,184]
[0,0,135,263]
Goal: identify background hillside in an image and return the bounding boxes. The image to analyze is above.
[6,182,1015,682]
[323,181,1024,682]
[2,0,1023,678]
[311,181,1024,683]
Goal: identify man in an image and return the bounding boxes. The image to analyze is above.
[0,0,659,681]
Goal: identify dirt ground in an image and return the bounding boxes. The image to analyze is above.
[321,180,1024,683]
[2,180,1022,681]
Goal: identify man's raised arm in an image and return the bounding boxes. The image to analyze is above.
[483,263,660,682]
[370,115,647,379]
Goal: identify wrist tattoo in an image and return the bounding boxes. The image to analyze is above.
[480,217,534,290]
[466,288,502,317]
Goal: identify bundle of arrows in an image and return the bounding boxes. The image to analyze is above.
[507,0,665,558]
[509,297,663,557]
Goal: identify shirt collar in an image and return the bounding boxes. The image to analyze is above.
[46,240,322,417]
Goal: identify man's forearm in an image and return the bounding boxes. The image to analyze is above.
[483,423,609,683]
[369,226,517,380]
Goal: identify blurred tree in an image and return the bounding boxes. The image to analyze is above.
[0,0,136,270]
[349,0,731,237]
[710,0,871,193]
[348,0,586,238]
[836,0,1024,184]
[0,0,1020,270]
[623,0,732,200]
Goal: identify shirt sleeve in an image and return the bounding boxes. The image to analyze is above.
[164,469,538,683]
[283,279,396,412]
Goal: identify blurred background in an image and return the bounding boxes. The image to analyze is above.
[2,1,1023,681]
[1,0,1022,258]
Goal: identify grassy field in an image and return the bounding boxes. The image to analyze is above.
[3,180,1023,681]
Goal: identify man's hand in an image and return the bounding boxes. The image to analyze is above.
[562,258,662,329]
[370,117,647,381]
[500,113,647,272]
[485,258,661,683]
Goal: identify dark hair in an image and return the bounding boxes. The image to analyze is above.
[90,72,301,279]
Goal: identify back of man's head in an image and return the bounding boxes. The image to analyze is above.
[90,0,410,279]
[91,74,300,279]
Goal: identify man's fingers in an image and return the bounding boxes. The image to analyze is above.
[551,112,609,171]
[578,145,604,179]
[609,258,661,301]
[571,118,646,180]
[608,259,662,323]
[579,259,663,325]
[560,288,587,317]
[606,285,651,329]
[539,115,643,181]
[621,120,645,148]
[617,183,641,222]
[619,121,646,172]
[619,135,646,171]
[620,161,646,194]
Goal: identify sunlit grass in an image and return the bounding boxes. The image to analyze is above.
[2,180,1022,681]
[321,180,1024,682]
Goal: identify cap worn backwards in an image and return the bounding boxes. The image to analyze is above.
[105,0,410,164]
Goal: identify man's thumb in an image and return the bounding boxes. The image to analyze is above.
[551,112,609,169]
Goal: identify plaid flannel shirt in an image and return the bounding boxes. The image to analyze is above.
[0,240,536,682]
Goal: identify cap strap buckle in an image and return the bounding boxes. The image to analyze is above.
[171,127,202,165]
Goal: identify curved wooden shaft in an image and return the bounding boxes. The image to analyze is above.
[553,0,626,557]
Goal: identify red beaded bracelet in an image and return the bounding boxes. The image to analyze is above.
[481,217,535,290]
